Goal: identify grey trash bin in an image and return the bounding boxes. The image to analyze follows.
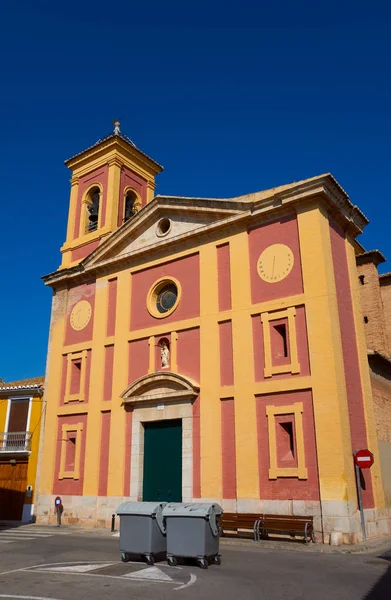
[116,501,167,565]
[163,502,223,569]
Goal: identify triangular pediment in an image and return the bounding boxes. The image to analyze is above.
[121,372,200,407]
[82,196,247,269]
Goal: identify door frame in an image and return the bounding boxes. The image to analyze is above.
[129,400,193,502]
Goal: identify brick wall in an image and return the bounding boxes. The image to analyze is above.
[380,277,391,357]
[369,356,391,506]
[356,260,388,355]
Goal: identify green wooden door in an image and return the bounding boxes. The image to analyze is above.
[143,419,182,502]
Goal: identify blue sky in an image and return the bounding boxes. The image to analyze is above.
[1,2,390,380]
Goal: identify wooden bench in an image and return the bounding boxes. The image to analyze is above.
[220,513,260,540]
[220,513,316,544]
[257,514,315,544]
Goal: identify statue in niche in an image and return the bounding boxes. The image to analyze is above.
[160,340,170,368]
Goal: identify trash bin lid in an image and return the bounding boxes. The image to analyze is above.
[116,501,166,516]
[162,502,223,518]
[163,503,223,537]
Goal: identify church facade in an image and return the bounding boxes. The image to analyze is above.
[36,128,391,543]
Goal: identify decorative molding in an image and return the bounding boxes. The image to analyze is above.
[121,371,199,407]
[261,307,300,378]
[59,423,84,480]
[266,402,307,480]
[64,350,88,403]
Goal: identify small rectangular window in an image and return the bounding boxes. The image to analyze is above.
[276,416,297,468]
[274,323,288,358]
[70,360,82,395]
[65,435,77,471]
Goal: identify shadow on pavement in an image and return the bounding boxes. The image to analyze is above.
[363,565,391,600]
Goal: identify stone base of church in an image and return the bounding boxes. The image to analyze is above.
[36,494,391,545]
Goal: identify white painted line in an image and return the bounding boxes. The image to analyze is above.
[0,535,37,542]
[124,566,173,582]
[36,563,114,573]
[0,596,63,600]
[0,531,53,538]
[0,540,14,544]
[30,569,180,585]
[174,573,197,591]
[112,532,120,537]
[0,560,117,577]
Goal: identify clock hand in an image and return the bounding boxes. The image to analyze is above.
[272,256,276,279]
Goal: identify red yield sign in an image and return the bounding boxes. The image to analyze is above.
[354,449,374,469]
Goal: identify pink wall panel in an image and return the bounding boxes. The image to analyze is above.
[329,219,374,508]
[71,240,100,263]
[176,328,200,382]
[255,390,319,500]
[117,167,148,227]
[128,338,149,384]
[53,414,88,496]
[103,345,114,401]
[124,408,133,496]
[73,165,109,239]
[248,215,303,303]
[217,243,232,311]
[219,321,234,386]
[130,254,200,331]
[64,281,96,346]
[252,306,310,381]
[98,412,111,496]
[221,398,237,499]
[106,278,117,337]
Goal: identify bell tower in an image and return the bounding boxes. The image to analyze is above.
[60,122,163,269]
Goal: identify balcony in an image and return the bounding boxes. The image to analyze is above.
[0,432,32,453]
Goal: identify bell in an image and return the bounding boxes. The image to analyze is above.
[89,212,98,223]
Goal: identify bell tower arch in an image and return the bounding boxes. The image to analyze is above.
[60,122,163,269]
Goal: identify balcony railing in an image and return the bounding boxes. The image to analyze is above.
[0,432,32,452]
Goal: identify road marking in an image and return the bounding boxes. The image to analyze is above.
[0,561,197,591]
[0,596,63,600]
[124,566,174,581]
[35,563,115,573]
[0,536,37,540]
[174,573,198,592]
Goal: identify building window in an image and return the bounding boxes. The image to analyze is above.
[123,190,141,223]
[261,307,300,378]
[70,360,82,395]
[147,278,181,319]
[1,398,32,452]
[59,423,84,479]
[364,316,369,324]
[85,186,100,233]
[359,275,365,285]
[266,402,307,479]
[272,322,289,360]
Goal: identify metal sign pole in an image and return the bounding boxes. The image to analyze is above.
[354,451,366,542]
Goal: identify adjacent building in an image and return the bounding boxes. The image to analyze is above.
[0,376,45,521]
[36,127,391,542]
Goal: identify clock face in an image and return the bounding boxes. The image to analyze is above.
[257,244,294,283]
[70,300,92,331]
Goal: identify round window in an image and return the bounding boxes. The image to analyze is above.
[156,218,171,237]
[156,284,177,313]
[147,278,181,318]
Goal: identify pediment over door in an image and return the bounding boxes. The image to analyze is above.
[121,372,200,407]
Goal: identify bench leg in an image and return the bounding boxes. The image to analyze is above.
[304,522,309,544]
